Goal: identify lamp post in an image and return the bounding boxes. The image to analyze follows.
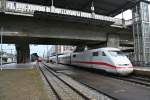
[51,0,55,12]
[47,45,49,62]
[1,27,3,71]
[91,0,95,18]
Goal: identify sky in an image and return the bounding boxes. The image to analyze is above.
[1,4,150,56]
[115,10,132,20]
[1,44,16,54]
[1,44,52,57]
[30,45,52,57]
[115,4,150,20]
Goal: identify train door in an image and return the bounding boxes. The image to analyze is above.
[92,50,107,70]
[71,53,78,66]
[71,51,92,68]
[69,53,71,64]
[80,51,92,68]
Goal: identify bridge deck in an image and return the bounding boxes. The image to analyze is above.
[8,0,139,16]
[0,1,129,27]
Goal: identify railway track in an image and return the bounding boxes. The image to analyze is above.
[48,63,150,88]
[87,69,150,88]
[86,68,150,88]
[113,75,150,87]
[39,63,114,100]
[69,64,150,87]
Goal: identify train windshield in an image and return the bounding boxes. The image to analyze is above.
[108,50,124,57]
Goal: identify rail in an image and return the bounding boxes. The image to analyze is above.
[113,75,150,87]
[0,1,124,26]
[39,63,114,100]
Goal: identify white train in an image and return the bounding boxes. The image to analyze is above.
[50,47,133,75]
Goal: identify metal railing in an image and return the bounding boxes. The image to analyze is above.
[0,1,125,26]
[0,1,136,27]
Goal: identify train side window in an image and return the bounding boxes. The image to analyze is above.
[73,54,76,58]
[93,52,99,56]
[102,52,106,56]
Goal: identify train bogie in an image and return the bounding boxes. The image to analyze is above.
[49,56,57,63]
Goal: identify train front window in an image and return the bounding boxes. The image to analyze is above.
[108,50,124,57]
[93,52,99,56]
[73,54,76,58]
[102,52,106,56]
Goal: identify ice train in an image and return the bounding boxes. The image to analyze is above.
[50,47,133,75]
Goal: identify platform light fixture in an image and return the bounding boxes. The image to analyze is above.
[91,0,95,18]
[91,0,95,12]
[50,0,55,12]
[51,0,54,7]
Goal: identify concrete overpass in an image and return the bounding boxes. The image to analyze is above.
[0,13,133,44]
[0,0,141,63]
[7,0,140,16]
[0,1,134,44]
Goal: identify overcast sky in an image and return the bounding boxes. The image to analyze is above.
[116,4,150,20]
[1,5,150,56]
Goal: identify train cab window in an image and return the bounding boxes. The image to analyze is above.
[93,52,99,56]
[73,54,76,58]
[102,52,106,56]
[108,50,124,57]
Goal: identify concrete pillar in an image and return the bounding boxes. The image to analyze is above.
[132,1,150,64]
[1,0,6,12]
[107,33,120,48]
[15,42,30,63]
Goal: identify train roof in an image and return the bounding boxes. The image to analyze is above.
[99,47,120,51]
[72,47,120,53]
[86,47,120,52]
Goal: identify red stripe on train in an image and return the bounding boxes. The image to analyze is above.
[72,61,133,69]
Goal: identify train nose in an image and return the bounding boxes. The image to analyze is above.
[116,65,133,75]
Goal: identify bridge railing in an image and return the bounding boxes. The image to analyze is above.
[6,1,46,14]
[2,1,124,26]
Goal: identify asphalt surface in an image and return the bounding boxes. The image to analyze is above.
[46,63,150,100]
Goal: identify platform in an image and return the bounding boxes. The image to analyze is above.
[134,66,150,77]
[0,64,49,100]
[0,63,36,69]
